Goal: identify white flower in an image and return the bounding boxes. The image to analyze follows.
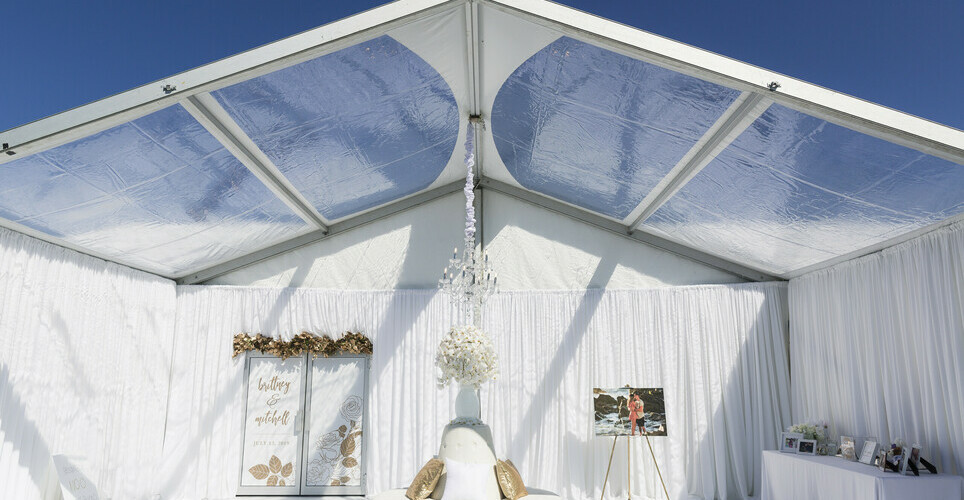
[436,325,498,389]
[787,422,827,441]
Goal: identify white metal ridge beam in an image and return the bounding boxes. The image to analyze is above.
[180,94,330,231]
[0,0,466,165]
[627,92,771,231]
[175,180,466,284]
[480,0,964,165]
[479,178,780,282]
[464,1,486,184]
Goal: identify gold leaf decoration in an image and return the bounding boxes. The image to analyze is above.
[281,462,293,478]
[343,457,358,468]
[279,479,286,486]
[232,331,373,359]
[269,455,282,474]
[267,475,278,486]
[331,480,342,486]
[340,476,351,483]
[249,464,270,480]
[341,435,356,457]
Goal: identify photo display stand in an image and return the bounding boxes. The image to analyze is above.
[599,434,669,500]
[594,387,669,500]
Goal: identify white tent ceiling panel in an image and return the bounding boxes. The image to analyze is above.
[0,104,312,276]
[389,6,473,191]
[475,2,561,191]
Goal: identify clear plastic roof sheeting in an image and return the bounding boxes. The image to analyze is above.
[491,36,740,219]
[0,0,961,280]
[641,104,964,274]
[212,35,459,220]
[0,105,311,276]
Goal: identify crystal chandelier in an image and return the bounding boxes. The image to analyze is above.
[439,119,497,325]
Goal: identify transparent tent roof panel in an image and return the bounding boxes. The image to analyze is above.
[0,105,311,276]
[643,103,964,274]
[212,35,460,221]
[491,36,741,219]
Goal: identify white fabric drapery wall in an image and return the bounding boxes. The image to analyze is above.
[161,282,789,500]
[485,286,790,500]
[0,227,177,499]
[790,221,964,478]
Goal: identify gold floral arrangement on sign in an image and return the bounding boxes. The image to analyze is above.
[233,331,373,360]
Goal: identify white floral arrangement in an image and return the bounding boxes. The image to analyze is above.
[787,421,828,441]
[436,325,498,389]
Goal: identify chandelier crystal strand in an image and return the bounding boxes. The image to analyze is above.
[439,120,497,326]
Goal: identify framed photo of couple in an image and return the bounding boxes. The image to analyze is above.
[592,387,667,437]
[780,432,804,453]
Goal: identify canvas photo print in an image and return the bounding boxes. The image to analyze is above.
[593,387,666,436]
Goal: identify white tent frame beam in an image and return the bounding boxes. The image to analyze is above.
[465,1,486,185]
[176,180,466,284]
[0,0,466,164]
[479,178,779,282]
[627,91,771,231]
[481,0,964,165]
[180,94,330,230]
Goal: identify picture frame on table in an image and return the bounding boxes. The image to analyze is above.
[903,444,922,475]
[839,436,857,461]
[798,439,817,456]
[858,439,878,465]
[877,450,889,471]
[781,432,804,454]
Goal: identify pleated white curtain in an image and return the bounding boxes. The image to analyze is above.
[0,227,177,499]
[790,221,964,477]
[485,285,790,500]
[161,282,789,500]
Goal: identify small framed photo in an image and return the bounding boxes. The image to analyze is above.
[798,439,817,455]
[840,436,857,461]
[903,445,922,475]
[877,450,889,471]
[781,432,804,453]
[858,440,878,464]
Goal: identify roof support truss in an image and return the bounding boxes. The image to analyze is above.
[479,178,779,282]
[181,93,329,230]
[627,91,770,231]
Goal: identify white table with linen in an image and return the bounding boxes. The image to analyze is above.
[761,450,963,500]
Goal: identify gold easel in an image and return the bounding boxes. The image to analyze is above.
[599,433,670,500]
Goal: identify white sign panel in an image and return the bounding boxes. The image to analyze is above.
[304,357,367,491]
[52,455,99,500]
[240,356,305,488]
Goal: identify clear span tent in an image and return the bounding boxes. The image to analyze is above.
[2,1,964,500]
[1,0,961,282]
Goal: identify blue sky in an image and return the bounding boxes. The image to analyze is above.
[1,0,961,132]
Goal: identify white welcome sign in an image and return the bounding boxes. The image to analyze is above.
[52,455,99,500]
[240,355,305,489]
[303,357,367,493]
